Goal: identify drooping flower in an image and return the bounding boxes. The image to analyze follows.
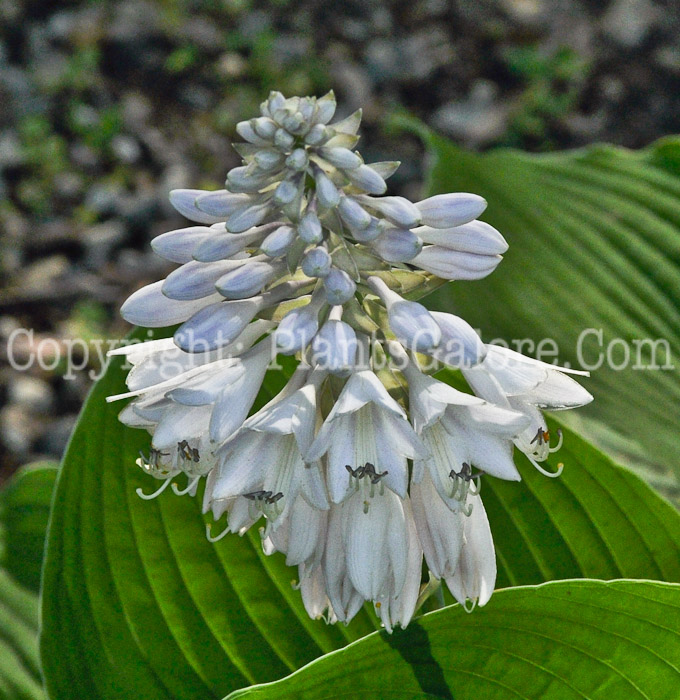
[463,345,593,474]
[306,369,426,503]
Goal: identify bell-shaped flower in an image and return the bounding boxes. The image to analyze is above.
[463,345,592,472]
[404,361,529,507]
[203,368,328,536]
[374,497,423,633]
[306,369,426,502]
[444,493,496,609]
[323,503,365,624]
[411,471,464,580]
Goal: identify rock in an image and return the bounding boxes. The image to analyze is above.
[111,134,141,164]
[82,220,128,268]
[601,0,659,48]
[8,376,55,413]
[431,81,509,146]
[0,405,36,456]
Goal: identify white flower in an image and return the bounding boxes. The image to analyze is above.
[368,276,441,353]
[203,368,328,534]
[411,471,465,580]
[463,345,592,472]
[323,504,365,624]
[444,493,496,609]
[113,91,596,629]
[306,370,426,503]
[324,490,421,631]
[374,497,422,633]
[405,363,529,506]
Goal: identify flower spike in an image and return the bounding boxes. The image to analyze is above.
[111,91,593,631]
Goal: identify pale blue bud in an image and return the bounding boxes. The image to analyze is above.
[346,164,387,195]
[315,170,340,208]
[415,193,487,228]
[260,225,296,257]
[298,210,323,243]
[286,148,309,171]
[319,147,362,169]
[302,247,332,278]
[324,268,356,304]
[371,228,423,262]
[215,261,277,299]
[338,196,371,230]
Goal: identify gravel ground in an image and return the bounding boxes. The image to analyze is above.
[2,0,680,478]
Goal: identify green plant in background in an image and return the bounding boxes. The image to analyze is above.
[502,45,590,149]
[3,93,680,699]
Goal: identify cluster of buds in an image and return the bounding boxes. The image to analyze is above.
[110,93,592,631]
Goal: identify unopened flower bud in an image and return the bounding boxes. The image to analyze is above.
[323,268,356,304]
[274,128,295,150]
[346,165,387,195]
[371,228,423,263]
[415,193,487,228]
[286,148,308,171]
[260,225,296,257]
[298,210,323,243]
[319,147,362,169]
[302,247,332,278]
[338,196,371,230]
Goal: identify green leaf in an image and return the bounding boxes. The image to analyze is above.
[486,416,680,588]
[226,579,680,700]
[0,461,59,592]
[41,325,680,699]
[0,571,43,700]
[0,462,57,700]
[400,118,680,490]
[40,331,375,700]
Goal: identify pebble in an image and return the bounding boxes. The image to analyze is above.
[0,405,36,456]
[432,81,508,146]
[82,221,128,268]
[8,376,55,413]
[601,0,659,48]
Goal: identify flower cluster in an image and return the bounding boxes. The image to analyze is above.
[110,92,592,631]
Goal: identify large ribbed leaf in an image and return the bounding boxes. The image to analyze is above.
[486,416,680,589]
[40,326,680,699]
[39,331,375,700]
[0,463,57,700]
[0,462,58,593]
[400,120,680,491]
[227,580,680,700]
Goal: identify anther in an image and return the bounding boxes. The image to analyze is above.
[178,440,200,463]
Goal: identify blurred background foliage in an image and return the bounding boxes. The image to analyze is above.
[1,0,680,479]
